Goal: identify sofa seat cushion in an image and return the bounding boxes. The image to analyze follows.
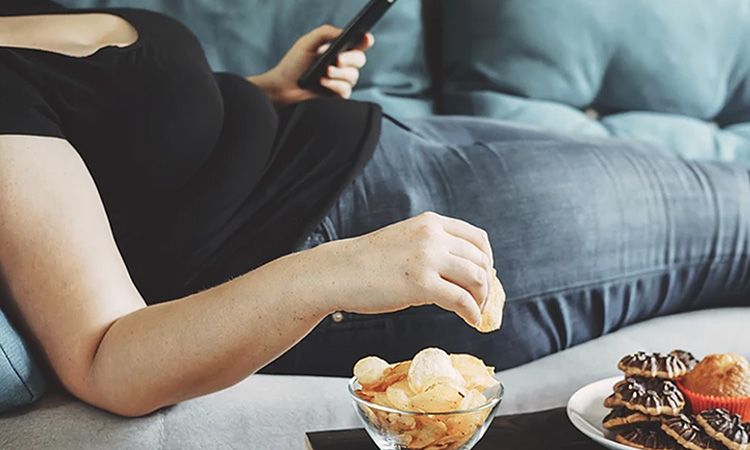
[1,308,748,449]
[440,0,750,162]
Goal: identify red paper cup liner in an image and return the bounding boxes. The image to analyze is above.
[677,381,750,421]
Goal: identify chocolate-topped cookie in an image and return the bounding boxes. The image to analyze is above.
[604,377,686,416]
[615,426,681,450]
[670,350,700,371]
[603,406,662,430]
[695,409,750,450]
[618,351,690,379]
[661,414,728,450]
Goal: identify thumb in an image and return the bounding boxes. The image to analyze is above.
[301,25,343,51]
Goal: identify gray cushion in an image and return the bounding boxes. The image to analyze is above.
[0,310,46,413]
[1,308,747,449]
[439,0,750,163]
[57,0,434,117]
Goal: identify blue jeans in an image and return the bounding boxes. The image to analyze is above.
[264,115,750,375]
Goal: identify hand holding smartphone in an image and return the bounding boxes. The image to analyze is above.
[298,0,399,95]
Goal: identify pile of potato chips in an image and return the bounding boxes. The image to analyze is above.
[353,348,500,450]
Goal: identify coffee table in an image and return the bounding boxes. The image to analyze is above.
[306,407,606,449]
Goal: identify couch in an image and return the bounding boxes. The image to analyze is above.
[1,0,749,448]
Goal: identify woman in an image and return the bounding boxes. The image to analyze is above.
[0,1,748,417]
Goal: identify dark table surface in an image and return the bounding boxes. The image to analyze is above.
[306,407,608,450]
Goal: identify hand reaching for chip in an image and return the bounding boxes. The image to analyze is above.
[313,212,505,330]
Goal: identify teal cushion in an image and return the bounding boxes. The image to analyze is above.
[0,309,46,413]
[440,0,750,162]
[58,0,433,117]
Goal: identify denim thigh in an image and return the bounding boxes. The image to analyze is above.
[266,116,750,375]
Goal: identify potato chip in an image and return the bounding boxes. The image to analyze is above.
[375,361,410,388]
[371,391,393,409]
[386,381,414,411]
[474,269,506,333]
[431,431,466,450]
[450,354,499,390]
[390,379,416,396]
[355,389,374,402]
[424,441,455,450]
[444,413,484,443]
[459,389,488,410]
[423,442,456,450]
[383,412,417,432]
[353,356,390,387]
[408,348,466,394]
[398,432,414,447]
[409,383,465,413]
[405,417,448,448]
[353,348,497,449]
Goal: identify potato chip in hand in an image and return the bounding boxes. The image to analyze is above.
[475,269,506,333]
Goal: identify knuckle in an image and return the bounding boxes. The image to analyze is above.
[481,253,491,268]
[411,269,432,290]
[412,246,433,265]
[415,222,433,238]
[415,224,441,246]
[470,266,486,287]
[453,291,473,309]
[418,211,438,224]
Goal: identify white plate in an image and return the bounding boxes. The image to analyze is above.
[566,376,638,450]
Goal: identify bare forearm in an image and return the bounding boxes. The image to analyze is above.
[85,248,336,417]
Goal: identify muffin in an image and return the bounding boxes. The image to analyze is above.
[678,354,750,421]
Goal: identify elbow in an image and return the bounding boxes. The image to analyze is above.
[63,375,168,418]
[95,398,163,418]
[107,405,162,419]
[85,389,167,418]
[88,383,170,418]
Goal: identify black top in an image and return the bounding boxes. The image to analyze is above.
[0,0,381,302]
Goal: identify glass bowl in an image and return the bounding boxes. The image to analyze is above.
[348,377,504,450]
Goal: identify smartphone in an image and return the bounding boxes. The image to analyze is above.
[298,0,399,94]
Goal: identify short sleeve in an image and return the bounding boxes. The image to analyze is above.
[0,62,64,138]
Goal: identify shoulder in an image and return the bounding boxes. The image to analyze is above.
[0,61,64,138]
